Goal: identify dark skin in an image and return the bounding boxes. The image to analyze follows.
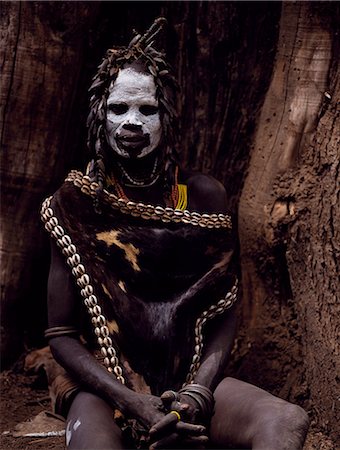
[48,168,236,448]
[48,167,308,449]
[47,70,309,449]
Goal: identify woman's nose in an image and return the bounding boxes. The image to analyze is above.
[123,110,143,127]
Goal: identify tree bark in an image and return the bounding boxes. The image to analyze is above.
[164,1,281,209]
[238,1,339,441]
[0,1,100,366]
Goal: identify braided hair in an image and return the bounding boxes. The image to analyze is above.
[86,18,179,205]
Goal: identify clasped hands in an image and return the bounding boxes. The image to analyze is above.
[148,387,213,449]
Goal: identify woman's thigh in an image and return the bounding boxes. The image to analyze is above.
[66,391,128,449]
[210,377,309,450]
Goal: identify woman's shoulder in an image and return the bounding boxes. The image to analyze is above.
[179,168,228,214]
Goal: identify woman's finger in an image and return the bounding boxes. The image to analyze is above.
[175,421,206,435]
[182,435,209,444]
[182,434,210,448]
[149,432,179,449]
[149,412,179,437]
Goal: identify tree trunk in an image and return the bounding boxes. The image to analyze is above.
[164,1,281,209]
[0,1,101,366]
[238,1,339,442]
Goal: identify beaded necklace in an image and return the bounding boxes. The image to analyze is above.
[109,165,180,209]
[116,157,160,187]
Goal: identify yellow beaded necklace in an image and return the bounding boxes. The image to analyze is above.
[107,165,187,211]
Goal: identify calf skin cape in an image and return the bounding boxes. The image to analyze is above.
[44,171,236,396]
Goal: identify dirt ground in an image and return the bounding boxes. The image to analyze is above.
[0,363,337,450]
[0,368,64,450]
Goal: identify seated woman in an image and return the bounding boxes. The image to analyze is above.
[42,18,309,450]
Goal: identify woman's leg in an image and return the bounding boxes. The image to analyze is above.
[210,377,309,450]
[66,391,128,449]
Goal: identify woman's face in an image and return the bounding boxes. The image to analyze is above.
[105,67,162,159]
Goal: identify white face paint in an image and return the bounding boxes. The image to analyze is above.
[105,68,162,159]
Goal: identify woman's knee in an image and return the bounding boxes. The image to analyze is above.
[210,378,309,450]
[253,401,310,450]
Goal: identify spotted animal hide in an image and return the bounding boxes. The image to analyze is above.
[49,180,235,394]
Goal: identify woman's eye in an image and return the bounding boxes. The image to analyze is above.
[108,103,128,115]
[139,105,158,116]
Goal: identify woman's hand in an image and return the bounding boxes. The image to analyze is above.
[147,391,209,449]
[129,392,165,430]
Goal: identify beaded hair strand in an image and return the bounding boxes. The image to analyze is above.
[86,18,179,207]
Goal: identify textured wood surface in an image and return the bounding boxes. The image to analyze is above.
[0,1,101,363]
[238,2,339,440]
[164,1,280,209]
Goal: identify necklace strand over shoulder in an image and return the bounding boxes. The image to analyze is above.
[41,189,237,387]
[65,170,232,229]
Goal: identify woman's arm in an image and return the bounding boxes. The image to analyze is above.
[47,239,164,429]
[192,305,237,392]
[159,172,238,424]
[48,239,205,445]
[187,171,237,391]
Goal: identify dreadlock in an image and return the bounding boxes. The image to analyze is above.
[86,18,179,207]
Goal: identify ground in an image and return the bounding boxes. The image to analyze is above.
[0,368,64,450]
[0,359,336,449]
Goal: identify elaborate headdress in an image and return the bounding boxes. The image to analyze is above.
[86,18,179,202]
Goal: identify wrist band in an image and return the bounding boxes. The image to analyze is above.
[45,326,79,339]
[179,383,214,422]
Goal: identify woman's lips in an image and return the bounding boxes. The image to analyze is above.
[116,132,150,150]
